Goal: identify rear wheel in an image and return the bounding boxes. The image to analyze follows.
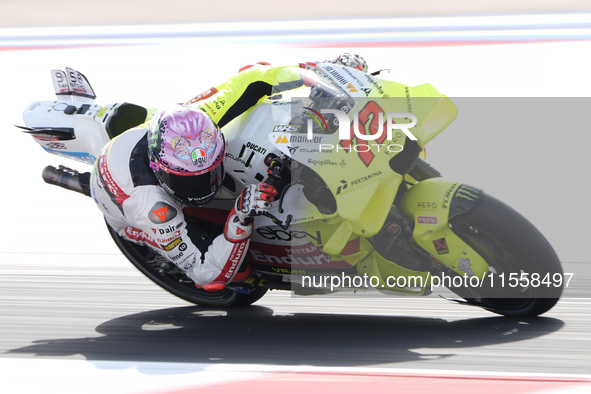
[448,193,563,317]
[107,224,267,307]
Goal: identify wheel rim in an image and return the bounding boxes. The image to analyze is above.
[449,219,544,312]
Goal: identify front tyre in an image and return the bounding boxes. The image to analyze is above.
[107,224,267,307]
[448,193,563,317]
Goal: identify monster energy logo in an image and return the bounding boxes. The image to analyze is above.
[454,185,480,201]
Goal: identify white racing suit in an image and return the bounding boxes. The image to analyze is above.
[90,55,366,288]
[89,62,295,288]
[90,126,251,287]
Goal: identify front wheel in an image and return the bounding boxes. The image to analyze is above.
[107,224,267,307]
[448,193,563,317]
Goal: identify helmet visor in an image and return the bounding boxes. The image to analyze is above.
[154,157,224,207]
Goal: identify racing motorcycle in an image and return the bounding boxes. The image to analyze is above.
[18,65,564,317]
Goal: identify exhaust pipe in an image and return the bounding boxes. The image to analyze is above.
[42,165,91,197]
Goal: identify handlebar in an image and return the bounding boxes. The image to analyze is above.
[262,153,293,229]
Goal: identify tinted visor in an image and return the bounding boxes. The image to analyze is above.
[156,160,224,206]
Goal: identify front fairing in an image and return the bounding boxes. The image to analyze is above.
[266,65,458,239]
[218,65,459,266]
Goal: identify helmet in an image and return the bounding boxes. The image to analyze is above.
[148,106,226,207]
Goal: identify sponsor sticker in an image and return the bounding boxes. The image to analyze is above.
[418,216,438,224]
[162,237,182,251]
[98,143,130,207]
[46,142,67,150]
[385,222,401,236]
[148,202,177,224]
[458,258,475,276]
[273,124,301,133]
[124,227,159,249]
[185,87,219,104]
[191,147,208,166]
[274,134,289,144]
[433,238,449,255]
[156,230,182,244]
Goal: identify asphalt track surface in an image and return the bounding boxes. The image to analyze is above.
[2,3,591,393]
[1,257,590,373]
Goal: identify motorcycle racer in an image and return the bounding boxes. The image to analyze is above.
[24,54,564,317]
[89,54,368,292]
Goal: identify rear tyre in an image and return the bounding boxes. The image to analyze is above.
[448,193,563,317]
[107,224,267,307]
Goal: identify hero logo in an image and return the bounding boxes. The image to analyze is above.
[256,228,322,245]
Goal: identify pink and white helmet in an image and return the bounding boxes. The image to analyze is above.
[148,106,226,207]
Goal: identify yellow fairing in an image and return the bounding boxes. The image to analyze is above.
[399,178,490,278]
[297,80,458,238]
[300,219,432,295]
[358,245,432,295]
[336,171,404,238]
[269,67,475,292]
[406,84,458,147]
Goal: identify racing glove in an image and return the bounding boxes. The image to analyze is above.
[327,53,368,72]
[224,183,278,242]
[236,183,278,224]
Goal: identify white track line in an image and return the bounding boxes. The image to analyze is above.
[1,13,591,49]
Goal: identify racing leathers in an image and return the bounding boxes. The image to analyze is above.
[90,55,366,289]
[90,63,293,289]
